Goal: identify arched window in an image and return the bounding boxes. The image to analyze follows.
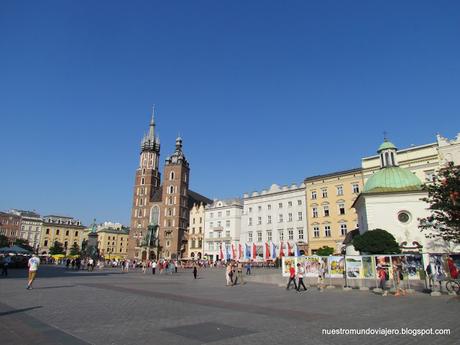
[150,206,160,226]
[169,185,174,194]
[385,152,389,167]
[170,171,175,180]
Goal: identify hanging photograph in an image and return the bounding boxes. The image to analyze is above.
[346,256,362,279]
[361,256,375,279]
[328,256,345,278]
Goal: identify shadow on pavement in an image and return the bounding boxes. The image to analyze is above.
[0,306,43,317]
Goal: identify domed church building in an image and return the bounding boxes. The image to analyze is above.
[352,138,457,254]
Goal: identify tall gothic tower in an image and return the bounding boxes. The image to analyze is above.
[160,136,190,259]
[127,108,161,259]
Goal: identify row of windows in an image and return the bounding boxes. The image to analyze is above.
[192,217,203,224]
[312,223,349,238]
[310,183,360,200]
[248,212,303,225]
[190,239,203,248]
[247,200,303,213]
[44,229,80,236]
[190,227,203,234]
[209,210,231,218]
[208,230,232,238]
[43,240,77,248]
[248,228,304,242]
[311,204,346,218]
[209,220,231,228]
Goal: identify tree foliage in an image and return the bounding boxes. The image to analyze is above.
[419,162,460,244]
[316,246,334,256]
[0,234,9,248]
[14,238,34,252]
[49,241,65,255]
[352,229,401,254]
[70,243,80,256]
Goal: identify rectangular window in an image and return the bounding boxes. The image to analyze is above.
[352,183,360,194]
[313,227,320,238]
[288,201,292,207]
[44,240,48,246]
[288,229,294,240]
[278,203,283,209]
[249,207,252,213]
[297,199,302,205]
[258,206,262,212]
[258,217,262,225]
[46,228,50,235]
[278,230,284,241]
[312,208,318,218]
[226,220,230,228]
[340,223,348,236]
[324,226,331,237]
[210,213,214,218]
[323,206,330,217]
[257,231,262,242]
[218,211,222,217]
[288,213,292,222]
[298,212,303,221]
[226,231,230,237]
[298,228,304,240]
[338,203,346,215]
[336,185,343,196]
[278,214,283,223]
[267,204,271,210]
[226,210,230,216]
[311,191,317,200]
[267,230,272,241]
[322,188,328,198]
[248,232,253,242]
[248,218,252,226]
[217,221,221,227]
[267,215,272,224]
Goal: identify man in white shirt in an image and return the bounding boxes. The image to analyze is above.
[27,254,40,290]
[152,260,157,275]
[296,263,308,292]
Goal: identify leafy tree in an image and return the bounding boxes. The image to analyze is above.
[352,229,401,254]
[0,234,9,247]
[14,238,34,252]
[49,241,65,255]
[81,239,88,252]
[419,162,460,244]
[316,246,334,256]
[69,243,80,256]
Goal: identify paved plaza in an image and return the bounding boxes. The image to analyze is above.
[0,265,458,345]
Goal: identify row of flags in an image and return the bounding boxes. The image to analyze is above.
[218,242,301,261]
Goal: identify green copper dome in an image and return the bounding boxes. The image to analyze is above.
[364,167,422,193]
[378,140,397,152]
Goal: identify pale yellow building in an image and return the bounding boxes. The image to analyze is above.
[186,203,205,260]
[95,227,129,259]
[304,168,363,255]
[39,215,85,255]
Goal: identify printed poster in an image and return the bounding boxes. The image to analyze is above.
[429,254,448,281]
[346,256,362,279]
[375,256,391,281]
[328,256,345,278]
[300,256,321,277]
[281,257,297,277]
[361,256,375,279]
[404,254,423,280]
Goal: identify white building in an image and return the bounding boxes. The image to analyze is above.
[352,139,460,254]
[203,199,242,262]
[241,183,307,259]
[10,209,43,250]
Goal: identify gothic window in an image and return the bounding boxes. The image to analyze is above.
[169,185,174,194]
[170,171,175,180]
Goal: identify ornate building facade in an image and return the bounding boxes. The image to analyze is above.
[128,109,211,261]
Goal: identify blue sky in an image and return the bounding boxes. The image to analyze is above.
[1,1,459,226]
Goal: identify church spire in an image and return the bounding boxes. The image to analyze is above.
[148,105,155,139]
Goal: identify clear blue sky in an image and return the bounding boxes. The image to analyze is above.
[1,1,459,226]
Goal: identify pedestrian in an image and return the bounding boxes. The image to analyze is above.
[71,259,75,270]
[27,254,40,290]
[232,262,239,285]
[377,264,388,296]
[286,264,298,290]
[65,258,70,270]
[318,265,325,291]
[76,258,81,270]
[152,260,156,275]
[174,261,178,273]
[425,264,434,290]
[393,261,406,296]
[1,255,11,277]
[296,263,307,292]
[245,262,251,275]
[142,261,147,274]
[88,258,94,271]
[237,261,244,284]
[226,263,233,286]
[193,265,198,279]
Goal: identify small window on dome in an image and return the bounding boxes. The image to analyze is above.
[398,211,411,224]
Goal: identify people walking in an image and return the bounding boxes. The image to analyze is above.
[226,263,233,286]
[1,255,11,277]
[296,263,307,292]
[27,254,40,290]
[245,262,251,275]
[377,264,388,296]
[142,261,147,274]
[152,260,157,275]
[286,264,298,290]
[237,261,244,285]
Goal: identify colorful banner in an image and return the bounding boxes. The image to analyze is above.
[404,254,423,280]
[328,256,345,278]
[281,257,297,277]
[429,254,448,281]
[375,256,391,281]
[361,256,375,279]
[245,244,251,260]
[279,241,285,257]
[271,242,277,260]
[346,256,362,279]
[301,256,321,277]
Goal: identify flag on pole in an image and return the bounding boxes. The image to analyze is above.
[287,242,292,256]
[252,243,257,260]
[279,241,284,257]
[238,243,243,260]
[271,242,277,260]
[231,244,236,260]
[219,243,224,261]
[265,242,270,261]
[294,243,301,257]
[245,244,251,259]
[225,244,231,261]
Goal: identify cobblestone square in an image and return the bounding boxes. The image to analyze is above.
[0,266,458,345]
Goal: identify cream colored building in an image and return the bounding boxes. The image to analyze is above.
[304,169,363,255]
[95,227,130,259]
[186,203,205,260]
[39,215,85,255]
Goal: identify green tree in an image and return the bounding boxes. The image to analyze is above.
[352,229,401,254]
[316,246,334,256]
[49,241,65,255]
[14,238,34,252]
[69,243,80,256]
[0,234,9,247]
[419,162,460,244]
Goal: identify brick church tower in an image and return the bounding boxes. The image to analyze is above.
[127,108,161,260]
[159,136,190,259]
